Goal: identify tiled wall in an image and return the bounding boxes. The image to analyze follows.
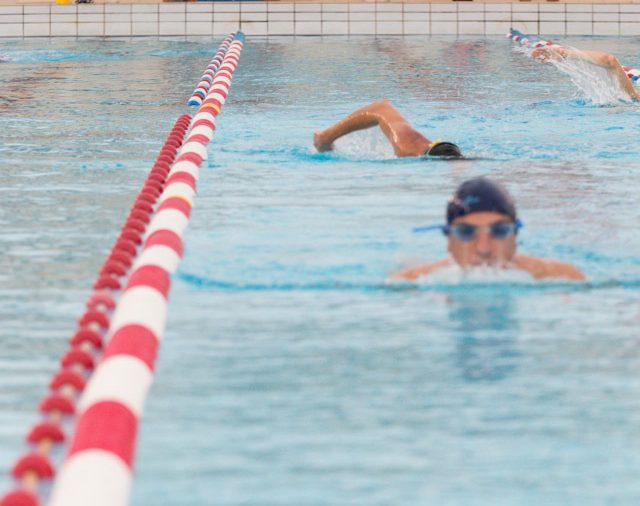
[1,3,639,37]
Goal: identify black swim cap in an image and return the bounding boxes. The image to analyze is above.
[446,177,517,224]
[427,141,462,158]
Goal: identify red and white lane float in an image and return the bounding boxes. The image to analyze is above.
[508,28,640,82]
[0,116,191,506]
[44,31,245,506]
[187,32,236,107]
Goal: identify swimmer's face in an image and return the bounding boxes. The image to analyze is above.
[447,211,517,268]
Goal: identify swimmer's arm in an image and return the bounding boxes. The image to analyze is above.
[388,258,452,281]
[314,103,385,152]
[512,255,585,281]
[531,46,640,101]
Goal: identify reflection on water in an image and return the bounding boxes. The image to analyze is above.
[448,293,519,382]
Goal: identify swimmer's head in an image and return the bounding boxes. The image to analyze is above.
[426,141,463,158]
[445,177,519,268]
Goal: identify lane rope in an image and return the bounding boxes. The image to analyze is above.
[187,32,236,107]
[45,31,245,506]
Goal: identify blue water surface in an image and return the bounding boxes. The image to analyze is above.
[1,36,640,505]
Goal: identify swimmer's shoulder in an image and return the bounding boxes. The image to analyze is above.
[390,258,452,281]
[512,254,585,281]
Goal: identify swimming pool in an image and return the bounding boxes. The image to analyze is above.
[1,35,640,505]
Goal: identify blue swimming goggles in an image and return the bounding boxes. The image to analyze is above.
[413,219,523,242]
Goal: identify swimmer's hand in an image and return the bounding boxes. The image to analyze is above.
[313,131,334,152]
[531,46,567,63]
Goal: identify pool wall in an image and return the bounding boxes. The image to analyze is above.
[0,2,637,37]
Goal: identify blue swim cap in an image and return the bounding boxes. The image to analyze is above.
[446,177,517,224]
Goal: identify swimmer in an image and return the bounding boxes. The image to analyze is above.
[531,45,640,101]
[391,177,585,281]
[313,100,462,158]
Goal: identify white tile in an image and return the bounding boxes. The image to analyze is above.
[242,3,267,13]
[621,13,640,22]
[620,22,640,35]
[24,23,49,36]
[593,22,619,35]
[567,4,592,12]
[404,3,429,12]
[566,21,592,34]
[133,13,157,22]
[159,21,185,35]
[51,5,75,14]
[540,13,565,21]
[268,20,293,34]
[350,12,375,21]
[513,12,537,21]
[540,21,565,35]
[378,12,402,21]
[376,3,402,12]
[458,3,484,12]
[296,12,321,21]
[322,21,348,34]
[214,13,240,22]
[431,3,456,12]
[105,22,130,36]
[593,13,618,22]
[459,12,483,21]
[431,12,456,22]
[51,22,77,36]
[511,21,537,34]
[323,3,348,12]
[405,12,428,22]
[485,4,510,12]
[350,4,375,12]
[593,4,618,13]
[0,23,22,36]
[540,4,564,12]
[486,11,510,22]
[214,3,239,13]
[78,5,103,14]
[187,12,212,22]
[25,14,49,23]
[1,15,23,23]
[404,20,429,34]
[431,20,457,34]
[79,14,103,22]
[295,21,321,34]
[322,12,347,21]
[213,21,240,34]
[621,5,640,13]
[78,22,104,36]
[160,12,185,22]
[268,3,293,13]
[132,22,158,36]
[458,21,484,34]
[512,3,538,13]
[349,21,375,34]
[241,12,267,22]
[485,21,511,35]
[295,3,321,12]
[160,4,185,13]
[25,5,49,14]
[106,14,130,23]
[240,21,267,35]
[377,21,402,34]
[187,4,212,13]
[132,5,157,13]
[567,12,591,22]
[269,12,293,21]
[0,5,21,14]
[105,5,130,14]
[187,21,212,35]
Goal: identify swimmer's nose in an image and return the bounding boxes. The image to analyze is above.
[475,230,492,257]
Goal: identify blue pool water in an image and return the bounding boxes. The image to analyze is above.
[1,36,640,505]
